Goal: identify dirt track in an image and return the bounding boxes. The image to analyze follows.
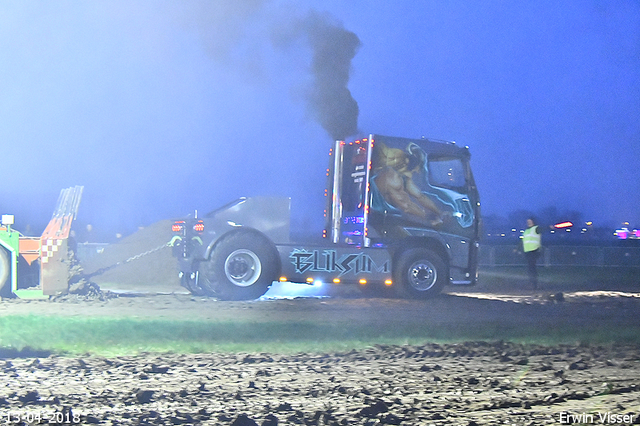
[1,290,640,425]
[1,338,639,426]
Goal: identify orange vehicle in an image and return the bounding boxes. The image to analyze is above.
[0,186,83,298]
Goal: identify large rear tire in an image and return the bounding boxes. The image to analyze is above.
[199,232,278,301]
[0,248,12,298]
[394,248,447,299]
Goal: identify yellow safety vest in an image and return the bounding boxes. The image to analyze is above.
[522,225,541,252]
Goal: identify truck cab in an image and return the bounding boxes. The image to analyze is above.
[172,134,480,300]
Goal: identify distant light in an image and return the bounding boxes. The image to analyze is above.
[586,221,593,226]
[384,279,393,286]
[554,221,573,229]
[306,277,314,283]
[359,278,367,285]
[332,278,341,284]
[615,228,629,239]
[279,276,287,282]
[1,215,14,226]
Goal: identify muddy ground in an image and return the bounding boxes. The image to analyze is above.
[1,292,639,425]
[0,225,638,425]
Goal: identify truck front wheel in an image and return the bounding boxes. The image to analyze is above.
[200,232,278,300]
[395,248,447,299]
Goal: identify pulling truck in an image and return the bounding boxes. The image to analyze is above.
[172,134,481,300]
[0,186,83,298]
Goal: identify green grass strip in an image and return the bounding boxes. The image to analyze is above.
[1,315,639,357]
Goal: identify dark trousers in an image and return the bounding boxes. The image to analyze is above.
[524,249,540,288]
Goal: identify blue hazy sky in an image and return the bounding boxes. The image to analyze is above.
[1,1,638,239]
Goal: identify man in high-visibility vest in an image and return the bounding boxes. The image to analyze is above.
[522,217,542,289]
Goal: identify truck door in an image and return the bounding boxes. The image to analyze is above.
[329,138,373,247]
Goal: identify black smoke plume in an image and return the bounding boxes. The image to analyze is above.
[186,2,361,141]
[301,11,361,141]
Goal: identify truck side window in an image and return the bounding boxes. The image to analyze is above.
[428,157,467,190]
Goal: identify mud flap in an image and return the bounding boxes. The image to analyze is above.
[38,186,83,296]
[40,238,70,295]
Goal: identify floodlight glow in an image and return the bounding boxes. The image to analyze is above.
[260,281,328,299]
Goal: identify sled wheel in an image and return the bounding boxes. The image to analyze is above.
[181,272,207,296]
[200,232,278,300]
[395,248,447,299]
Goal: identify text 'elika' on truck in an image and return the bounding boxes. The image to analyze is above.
[171,134,481,300]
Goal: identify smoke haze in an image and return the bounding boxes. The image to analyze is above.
[188,2,361,140]
[1,1,638,239]
[0,1,361,239]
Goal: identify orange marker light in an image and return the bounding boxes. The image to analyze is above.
[359,279,367,285]
[279,277,287,282]
[554,222,573,229]
[384,279,393,286]
[333,278,341,284]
